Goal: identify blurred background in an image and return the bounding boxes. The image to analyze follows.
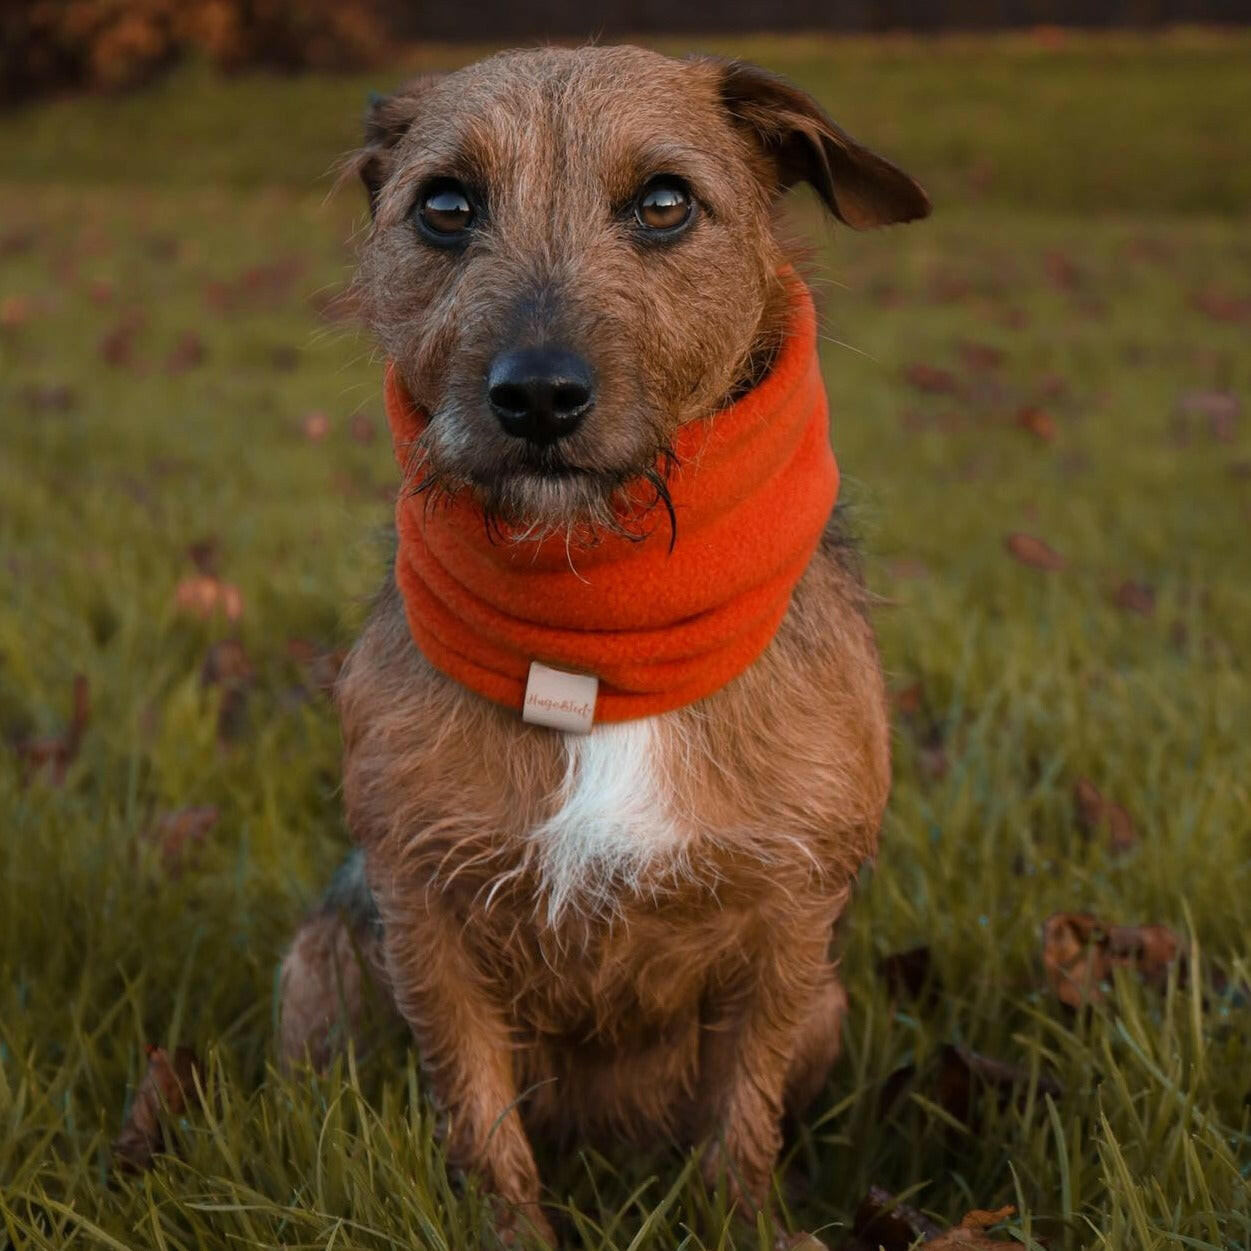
[2,4,1250,1250]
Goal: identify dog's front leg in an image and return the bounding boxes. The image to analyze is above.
[381,894,552,1247]
[698,926,838,1234]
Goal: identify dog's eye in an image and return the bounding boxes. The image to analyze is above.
[414,180,474,241]
[635,178,693,234]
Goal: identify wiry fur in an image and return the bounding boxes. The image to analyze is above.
[279,44,928,1249]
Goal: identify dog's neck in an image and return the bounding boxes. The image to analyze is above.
[383,275,837,727]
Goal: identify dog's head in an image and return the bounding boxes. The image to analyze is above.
[353,46,928,536]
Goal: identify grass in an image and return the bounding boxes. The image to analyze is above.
[1,29,1250,1251]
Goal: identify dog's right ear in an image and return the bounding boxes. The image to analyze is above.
[354,79,439,217]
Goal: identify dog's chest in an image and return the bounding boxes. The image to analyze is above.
[527,717,688,915]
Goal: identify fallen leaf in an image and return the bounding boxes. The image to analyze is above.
[186,537,220,577]
[904,363,959,395]
[956,341,1005,372]
[1,294,34,329]
[1190,288,1251,325]
[15,674,90,786]
[349,412,376,443]
[200,638,254,688]
[166,330,206,373]
[301,411,331,441]
[99,313,145,367]
[1073,777,1138,854]
[848,1187,942,1251]
[1042,912,1185,1008]
[174,575,244,622]
[890,682,924,718]
[878,945,939,1007]
[935,1044,1062,1128]
[1015,405,1057,442]
[926,1206,1018,1249]
[112,1045,202,1173]
[88,278,115,306]
[0,227,37,257]
[1044,249,1082,290]
[141,806,219,875]
[1112,580,1156,617]
[1006,533,1066,571]
[20,383,78,413]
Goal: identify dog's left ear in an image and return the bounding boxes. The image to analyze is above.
[713,59,930,229]
[354,77,440,217]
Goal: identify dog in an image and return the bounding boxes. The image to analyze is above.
[278,44,928,1248]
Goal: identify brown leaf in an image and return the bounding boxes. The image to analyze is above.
[956,341,1005,372]
[20,383,78,414]
[0,227,37,257]
[301,411,330,442]
[15,674,90,786]
[1112,580,1156,617]
[166,330,206,374]
[1006,533,1066,571]
[890,682,924,719]
[1042,912,1185,1008]
[1190,288,1251,325]
[186,537,220,577]
[200,638,254,688]
[88,278,115,306]
[0,294,34,329]
[904,363,959,395]
[926,1206,1017,1249]
[142,806,219,876]
[1015,405,1057,442]
[99,313,145,367]
[1073,777,1138,854]
[935,1044,1062,1128]
[1044,249,1082,291]
[850,1187,943,1251]
[878,945,939,1007]
[112,1045,201,1173]
[174,575,244,622]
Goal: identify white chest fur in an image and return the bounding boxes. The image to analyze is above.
[529,717,686,918]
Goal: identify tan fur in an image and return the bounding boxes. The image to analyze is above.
[279,43,927,1248]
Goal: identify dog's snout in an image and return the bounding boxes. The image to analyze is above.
[487,347,593,444]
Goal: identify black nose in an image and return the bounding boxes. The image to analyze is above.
[487,347,594,444]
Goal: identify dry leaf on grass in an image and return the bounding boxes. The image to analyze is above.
[878,945,940,1007]
[1015,405,1057,442]
[1006,533,1066,571]
[301,411,331,441]
[845,1189,1017,1250]
[1042,912,1185,1008]
[166,330,206,373]
[1112,580,1156,617]
[1073,777,1138,854]
[200,638,254,689]
[904,363,960,395]
[174,575,244,622]
[112,1045,202,1173]
[141,806,219,876]
[15,674,90,786]
[934,1044,1062,1127]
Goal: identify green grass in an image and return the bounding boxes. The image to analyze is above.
[2,30,1250,1251]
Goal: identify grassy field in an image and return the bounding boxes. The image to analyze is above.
[2,29,1250,1251]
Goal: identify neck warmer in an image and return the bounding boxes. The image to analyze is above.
[384,276,837,725]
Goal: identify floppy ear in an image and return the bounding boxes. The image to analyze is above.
[715,59,930,230]
[354,78,439,216]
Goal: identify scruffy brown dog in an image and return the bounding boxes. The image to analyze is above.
[279,45,928,1248]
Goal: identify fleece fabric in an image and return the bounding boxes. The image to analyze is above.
[383,276,837,723]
